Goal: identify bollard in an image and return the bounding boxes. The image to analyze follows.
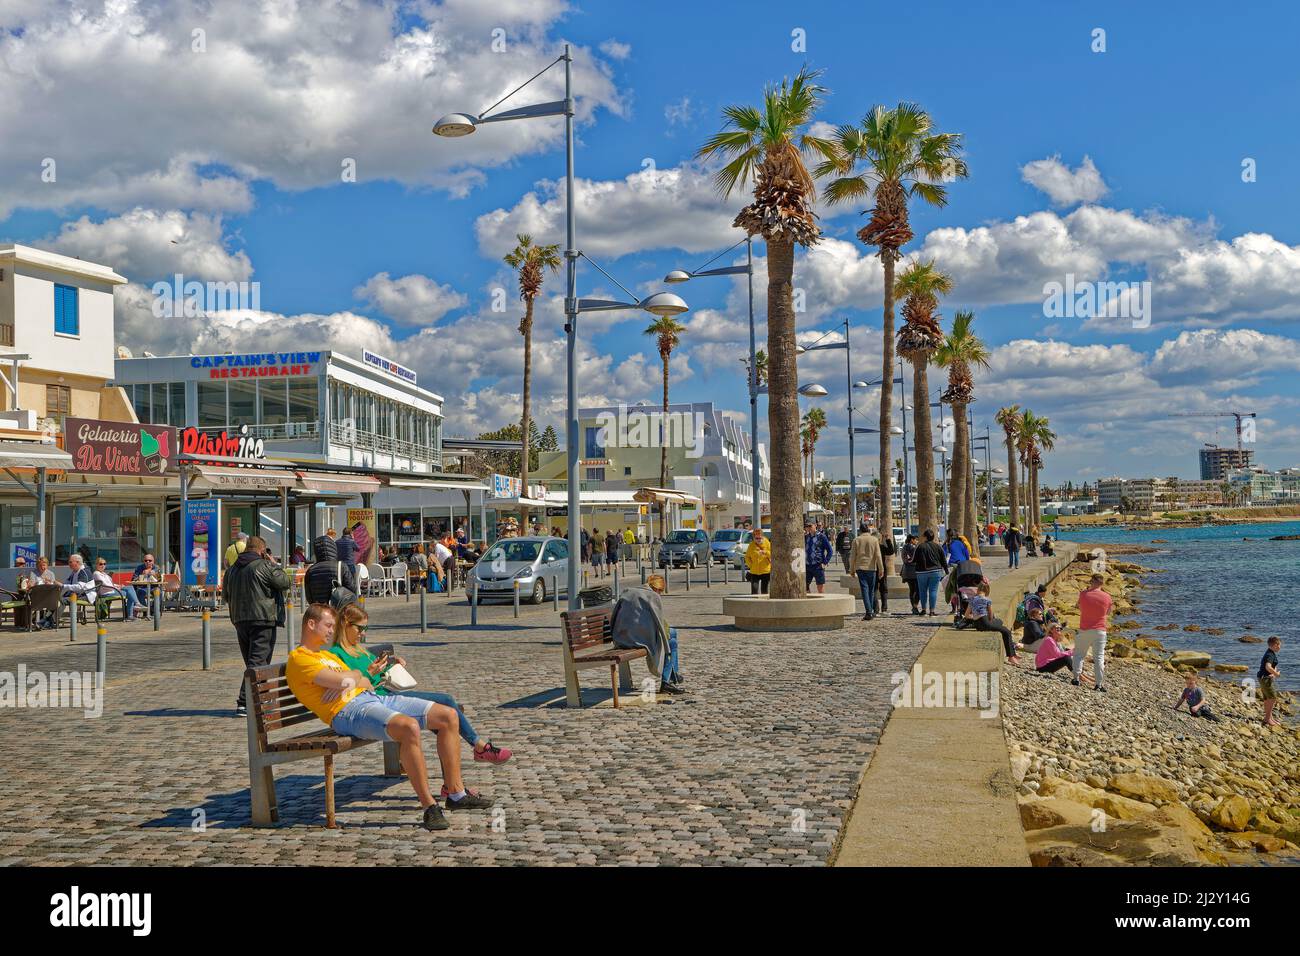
[286,598,296,649]
[152,585,161,631]
[359,591,366,608]
[613,564,619,597]
[470,581,479,627]
[723,560,729,585]
[640,566,646,586]
[68,595,78,643]
[706,559,711,588]
[447,567,455,598]
[513,579,520,618]
[202,606,211,670]
[685,562,691,591]
[419,587,427,634]
[96,617,107,675]
[552,574,559,611]
[664,565,670,593]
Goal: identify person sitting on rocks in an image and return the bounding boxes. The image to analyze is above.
[1040,535,1055,557]
[1173,673,1219,722]
[1023,584,1059,627]
[964,580,1021,665]
[1035,623,1087,680]
[610,573,683,695]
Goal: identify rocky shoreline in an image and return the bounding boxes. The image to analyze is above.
[1001,555,1300,866]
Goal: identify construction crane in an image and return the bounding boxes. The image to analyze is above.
[1168,410,1257,451]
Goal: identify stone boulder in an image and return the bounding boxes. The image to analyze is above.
[1037,777,1158,821]
[1107,772,1181,804]
[1209,795,1252,832]
[1169,650,1211,668]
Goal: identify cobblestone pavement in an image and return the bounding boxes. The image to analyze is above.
[0,555,1024,866]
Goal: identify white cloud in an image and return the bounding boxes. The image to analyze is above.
[46,208,252,281]
[664,96,695,127]
[0,0,626,217]
[1021,155,1109,207]
[354,272,468,327]
[599,39,631,60]
[1149,329,1300,385]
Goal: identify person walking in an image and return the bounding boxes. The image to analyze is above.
[1003,523,1023,569]
[605,529,621,572]
[835,525,852,574]
[900,534,920,614]
[337,527,359,588]
[226,535,292,716]
[912,529,947,616]
[876,527,897,614]
[803,521,833,595]
[744,527,772,594]
[1072,573,1112,692]
[849,522,885,621]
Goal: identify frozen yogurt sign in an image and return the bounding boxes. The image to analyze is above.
[65,418,178,476]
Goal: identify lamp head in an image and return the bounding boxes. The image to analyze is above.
[432,113,478,137]
[663,270,692,284]
[798,383,828,398]
[794,345,807,355]
[639,292,689,316]
[889,426,904,436]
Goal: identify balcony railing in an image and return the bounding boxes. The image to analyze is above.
[329,421,440,467]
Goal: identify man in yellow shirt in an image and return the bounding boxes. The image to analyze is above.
[224,531,248,570]
[744,527,772,594]
[285,603,491,831]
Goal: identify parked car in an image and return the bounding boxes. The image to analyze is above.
[657,528,710,568]
[893,527,906,550]
[709,528,751,565]
[470,536,568,604]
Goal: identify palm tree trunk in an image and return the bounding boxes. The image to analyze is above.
[950,404,968,547]
[963,432,980,560]
[766,237,803,600]
[661,353,670,538]
[911,359,935,535]
[519,299,534,529]
[1005,432,1018,527]
[878,254,896,539]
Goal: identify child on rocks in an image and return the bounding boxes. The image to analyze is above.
[1258,637,1283,727]
[1173,673,1219,722]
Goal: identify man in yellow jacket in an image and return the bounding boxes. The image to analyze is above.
[744,527,772,594]
[849,522,886,621]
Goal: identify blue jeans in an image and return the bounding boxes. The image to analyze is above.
[399,690,479,746]
[1008,548,1020,568]
[855,570,878,618]
[663,628,681,684]
[915,569,943,612]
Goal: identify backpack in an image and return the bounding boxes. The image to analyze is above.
[1014,593,1030,628]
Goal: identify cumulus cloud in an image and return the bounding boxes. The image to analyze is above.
[354,272,468,327]
[0,0,626,217]
[1149,329,1300,385]
[46,208,252,281]
[599,39,631,60]
[1021,155,1109,206]
[664,96,695,127]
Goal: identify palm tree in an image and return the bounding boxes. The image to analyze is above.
[803,406,828,491]
[936,310,991,555]
[1028,416,1056,531]
[817,103,967,540]
[503,234,561,527]
[698,67,836,599]
[753,349,769,387]
[995,405,1022,528]
[1016,410,1038,529]
[645,315,687,533]
[894,260,952,536]
[800,423,813,492]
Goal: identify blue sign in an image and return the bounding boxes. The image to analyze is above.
[11,543,37,565]
[363,349,417,385]
[184,499,221,588]
[492,473,522,498]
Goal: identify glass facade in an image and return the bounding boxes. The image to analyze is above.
[53,505,157,572]
[326,379,438,459]
[141,378,322,436]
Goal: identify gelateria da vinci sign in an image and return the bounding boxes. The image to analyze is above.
[65,419,178,476]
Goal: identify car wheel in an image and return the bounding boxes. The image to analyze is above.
[689,554,697,568]
[531,580,545,605]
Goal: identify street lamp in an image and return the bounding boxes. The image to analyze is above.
[435,46,689,610]
[667,237,760,528]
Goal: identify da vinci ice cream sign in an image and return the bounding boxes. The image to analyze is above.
[66,419,178,476]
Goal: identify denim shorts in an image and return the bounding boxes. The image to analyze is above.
[331,692,432,741]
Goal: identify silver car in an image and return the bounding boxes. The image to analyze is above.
[657,528,710,568]
[709,528,751,567]
[470,536,569,604]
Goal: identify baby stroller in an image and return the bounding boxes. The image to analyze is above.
[946,560,986,629]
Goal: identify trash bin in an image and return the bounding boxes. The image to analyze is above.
[579,585,614,608]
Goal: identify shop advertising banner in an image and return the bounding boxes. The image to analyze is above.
[346,508,377,564]
[184,498,221,588]
[65,418,178,476]
[492,473,522,498]
[11,543,38,565]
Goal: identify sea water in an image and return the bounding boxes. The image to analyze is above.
[1055,521,1298,692]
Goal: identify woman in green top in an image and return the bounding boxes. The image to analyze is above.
[332,603,512,764]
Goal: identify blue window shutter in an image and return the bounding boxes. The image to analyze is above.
[54,284,79,334]
[54,285,62,333]
[69,286,79,334]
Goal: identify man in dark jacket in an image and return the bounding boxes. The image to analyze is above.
[1003,523,1023,569]
[225,535,291,716]
[835,527,852,573]
[305,533,354,606]
[337,527,359,585]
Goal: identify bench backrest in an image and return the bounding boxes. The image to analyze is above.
[560,607,614,653]
[245,663,318,748]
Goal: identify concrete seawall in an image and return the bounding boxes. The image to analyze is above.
[832,542,1080,866]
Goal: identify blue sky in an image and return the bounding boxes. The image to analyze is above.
[3,0,1299,485]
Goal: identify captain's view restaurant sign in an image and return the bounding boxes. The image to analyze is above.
[192,352,322,379]
[363,349,417,385]
[65,419,179,476]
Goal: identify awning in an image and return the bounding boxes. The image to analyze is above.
[633,486,702,505]
[384,477,491,491]
[189,465,300,490]
[486,496,550,508]
[0,441,74,470]
[294,473,382,495]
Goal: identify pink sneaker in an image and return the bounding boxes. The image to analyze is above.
[473,741,512,764]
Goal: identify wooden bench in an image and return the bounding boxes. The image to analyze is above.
[559,606,648,708]
[244,663,402,828]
